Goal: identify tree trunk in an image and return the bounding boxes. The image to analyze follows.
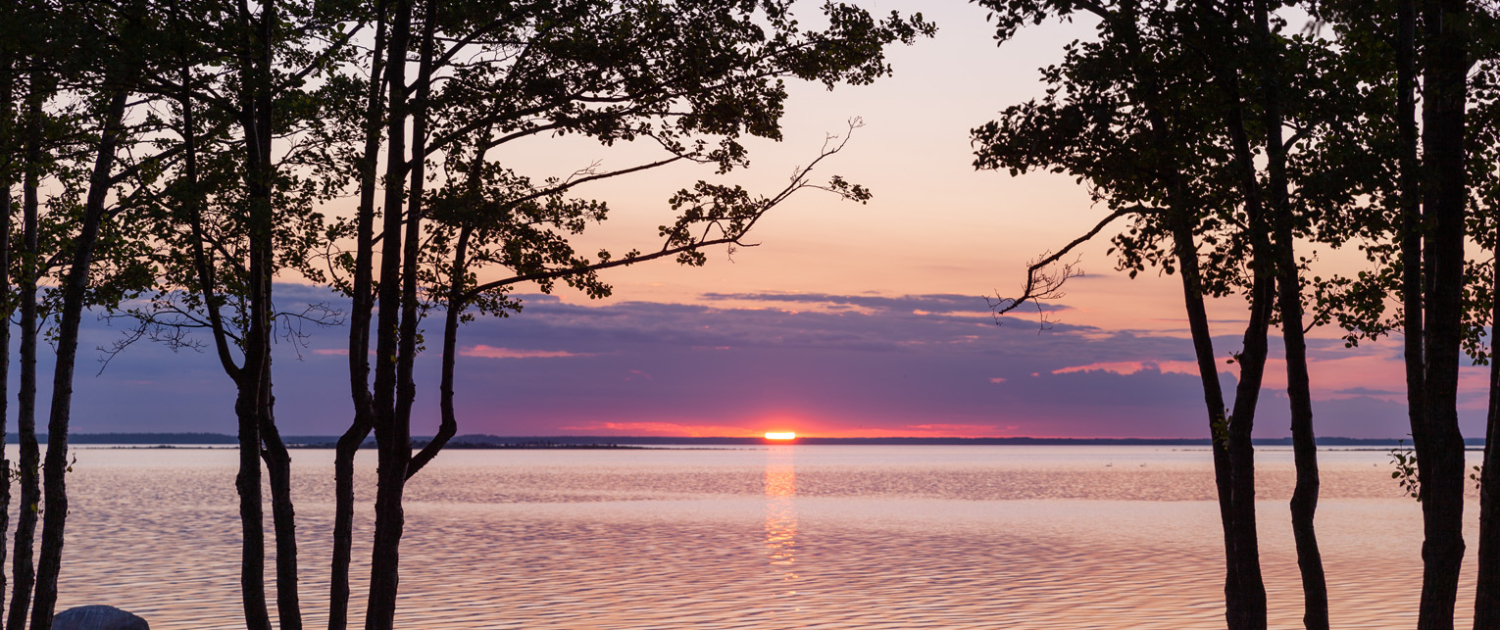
[1169,211,1246,629]
[329,3,387,628]
[1476,218,1500,628]
[230,0,287,626]
[365,0,415,625]
[367,1,440,624]
[1416,2,1470,629]
[1159,6,1271,622]
[233,373,272,630]
[0,46,15,630]
[1275,189,1328,630]
[330,419,370,630]
[1395,1,1436,623]
[260,375,301,630]
[409,226,469,481]
[29,77,132,630]
[1249,1,1328,625]
[1209,14,1274,625]
[1226,268,1273,630]
[8,73,42,630]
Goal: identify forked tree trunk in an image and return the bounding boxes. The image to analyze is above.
[229,0,300,627]
[1225,264,1273,630]
[367,2,439,625]
[1169,210,1245,628]
[1155,4,1270,620]
[1247,1,1328,626]
[1201,8,1275,621]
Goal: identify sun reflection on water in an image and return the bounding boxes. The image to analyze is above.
[764,445,798,604]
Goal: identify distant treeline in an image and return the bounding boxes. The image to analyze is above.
[13,433,1483,447]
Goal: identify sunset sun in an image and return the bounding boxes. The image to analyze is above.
[764,432,797,441]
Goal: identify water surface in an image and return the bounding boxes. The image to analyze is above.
[27,445,1482,629]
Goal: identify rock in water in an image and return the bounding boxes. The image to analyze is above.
[53,606,149,630]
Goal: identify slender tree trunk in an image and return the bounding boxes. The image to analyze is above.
[260,374,301,630]
[1395,6,1431,625]
[365,0,414,625]
[1477,220,1500,629]
[0,47,16,630]
[234,372,271,630]
[29,76,133,630]
[253,4,300,624]
[235,226,276,630]
[367,3,438,625]
[8,73,42,630]
[1275,182,1328,630]
[1249,1,1328,626]
[1209,16,1274,626]
[1169,209,1245,629]
[230,0,295,627]
[1156,6,1270,621]
[1416,2,1470,629]
[330,418,370,630]
[329,4,387,628]
[364,436,407,630]
[168,15,270,627]
[409,226,469,480]
[1223,251,1273,630]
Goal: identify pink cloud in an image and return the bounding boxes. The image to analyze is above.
[459,345,593,359]
[989,377,1007,384]
[312,348,349,356]
[1052,360,1202,376]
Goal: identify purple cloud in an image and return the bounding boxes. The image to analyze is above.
[9,286,1445,439]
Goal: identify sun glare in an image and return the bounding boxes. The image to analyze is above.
[764,432,797,441]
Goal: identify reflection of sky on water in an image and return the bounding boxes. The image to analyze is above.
[35,446,1482,629]
[765,446,799,604]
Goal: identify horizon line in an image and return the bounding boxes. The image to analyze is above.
[15,432,1471,446]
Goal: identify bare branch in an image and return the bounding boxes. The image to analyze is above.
[989,207,1136,322]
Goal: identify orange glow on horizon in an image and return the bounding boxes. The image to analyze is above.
[764,432,797,441]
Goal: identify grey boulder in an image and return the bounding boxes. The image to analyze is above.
[53,606,149,630]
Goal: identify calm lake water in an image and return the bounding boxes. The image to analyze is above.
[18,445,1488,629]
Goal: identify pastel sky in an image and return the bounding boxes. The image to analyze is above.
[28,1,1483,439]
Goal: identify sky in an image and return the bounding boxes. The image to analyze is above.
[22,1,1488,439]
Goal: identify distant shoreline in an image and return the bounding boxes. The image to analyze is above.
[94,442,659,451]
[11,432,1484,447]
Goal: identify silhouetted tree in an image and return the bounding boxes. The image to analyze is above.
[120,1,361,629]
[0,3,19,624]
[2,2,168,628]
[1290,2,1489,627]
[1209,2,1330,625]
[970,1,1358,627]
[324,2,931,628]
